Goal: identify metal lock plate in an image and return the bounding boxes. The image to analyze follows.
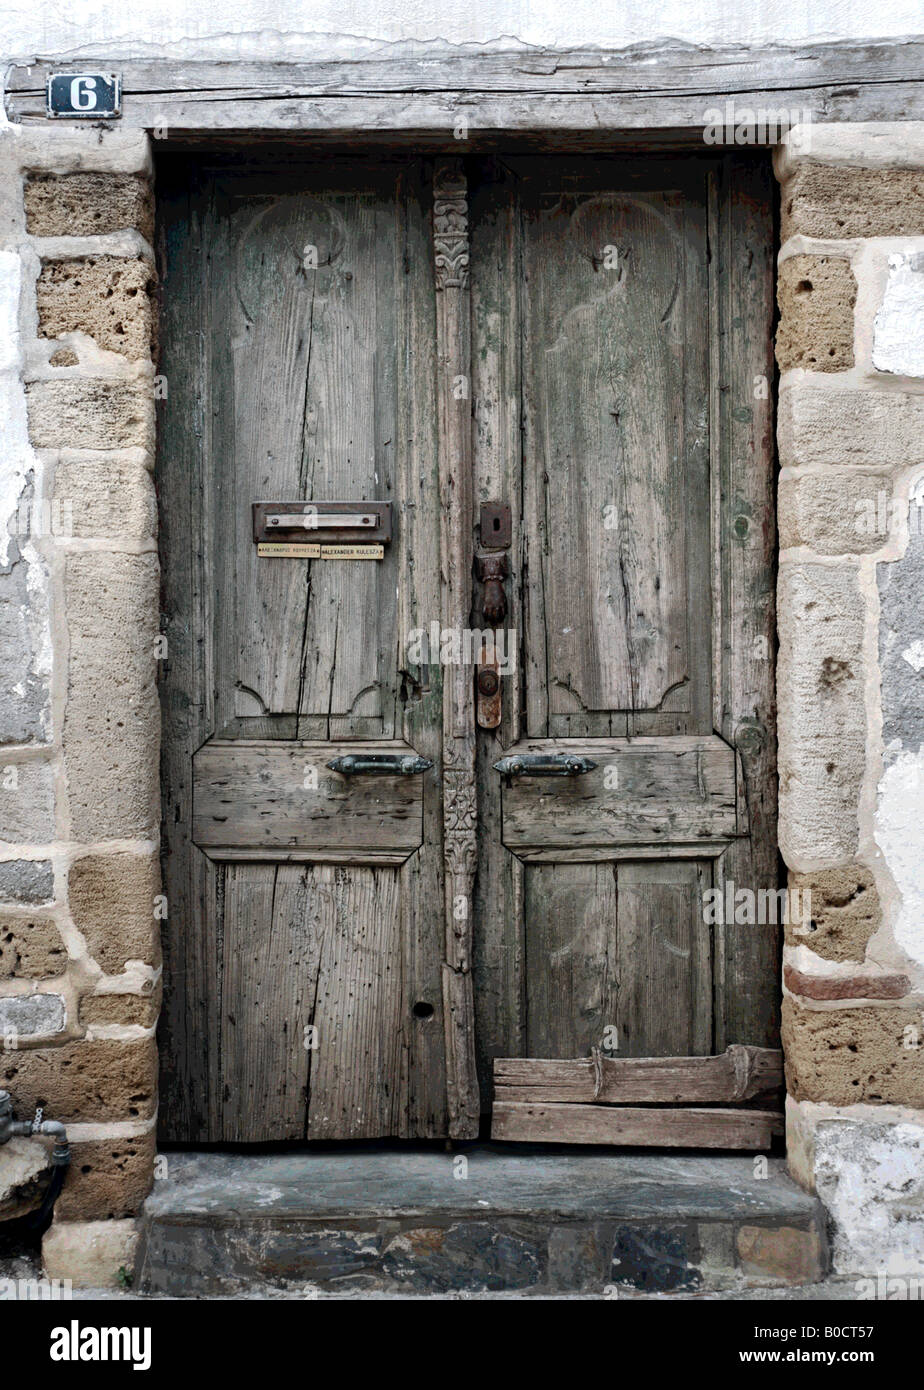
[479,502,511,551]
[252,500,393,546]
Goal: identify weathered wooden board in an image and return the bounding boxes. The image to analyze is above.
[8,42,924,132]
[708,157,780,1052]
[521,860,712,1060]
[494,1046,783,1104]
[500,737,738,854]
[470,154,777,1094]
[192,740,424,862]
[219,863,406,1141]
[492,1102,784,1148]
[157,158,450,1142]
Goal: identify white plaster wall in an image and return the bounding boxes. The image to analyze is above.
[0,0,922,63]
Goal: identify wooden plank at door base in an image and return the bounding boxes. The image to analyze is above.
[491,1102,783,1149]
[493,1045,782,1105]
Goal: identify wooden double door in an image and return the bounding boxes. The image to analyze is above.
[157,152,777,1143]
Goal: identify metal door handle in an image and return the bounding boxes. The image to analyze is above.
[493,753,597,777]
[327,753,433,776]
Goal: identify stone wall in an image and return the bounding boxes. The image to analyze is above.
[0,128,159,1277]
[775,124,924,1277]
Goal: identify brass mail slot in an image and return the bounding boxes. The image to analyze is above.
[252,500,392,545]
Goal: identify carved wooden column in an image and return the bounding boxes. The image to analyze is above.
[433,159,480,1138]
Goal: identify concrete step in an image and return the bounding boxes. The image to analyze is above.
[136,1146,828,1296]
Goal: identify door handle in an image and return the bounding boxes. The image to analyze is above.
[476,554,508,625]
[493,753,597,777]
[327,752,433,776]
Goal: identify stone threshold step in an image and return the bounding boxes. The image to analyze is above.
[136,1147,828,1296]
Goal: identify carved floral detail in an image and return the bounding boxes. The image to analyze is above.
[433,164,469,290]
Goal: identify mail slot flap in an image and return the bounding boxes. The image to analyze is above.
[193,738,423,863]
[252,500,392,544]
[500,735,739,858]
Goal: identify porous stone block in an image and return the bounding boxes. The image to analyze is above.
[0,1038,157,1122]
[784,864,881,961]
[36,257,155,361]
[776,254,856,372]
[783,999,924,1107]
[781,163,924,241]
[68,852,160,973]
[63,554,159,841]
[56,1130,156,1221]
[0,914,66,978]
[79,990,160,1028]
[25,173,153,242]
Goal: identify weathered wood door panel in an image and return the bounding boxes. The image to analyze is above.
[158,160,452,1141]
[470,156,777,1109]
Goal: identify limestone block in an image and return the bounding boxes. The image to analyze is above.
[814,1117,924,1276]
[779,469,894,554]
[777,564,867,864]
[63,554,159,841]
[0,992,65,1038]
[779,380,924,470]
[52,452,156,541]
[43,1217,139,1289]
[0,760,55,843]
[0,1135,51,1220]
[873,251,924,378]
[26,380,154,453]
[0,537,51,746]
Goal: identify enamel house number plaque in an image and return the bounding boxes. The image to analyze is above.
[46,74,122,118]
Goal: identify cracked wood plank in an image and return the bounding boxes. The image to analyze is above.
[493,1045,783,1104]
[492,1101,784,1147]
